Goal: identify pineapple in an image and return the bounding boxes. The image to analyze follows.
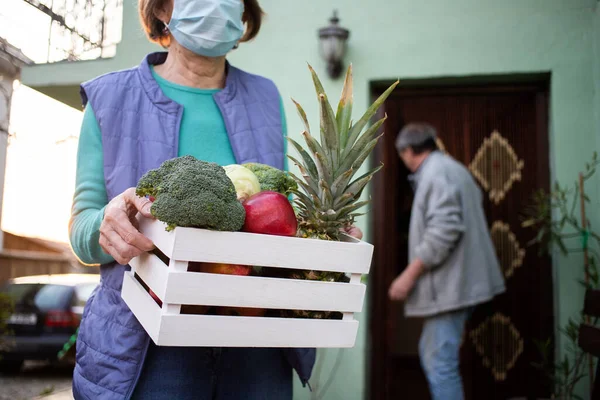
[276,64,398,318]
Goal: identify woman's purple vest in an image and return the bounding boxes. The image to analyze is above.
[72,52,315,399]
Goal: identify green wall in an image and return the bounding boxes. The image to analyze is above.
[21,0,600,398]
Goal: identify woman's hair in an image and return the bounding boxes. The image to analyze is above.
[139,0,264,47]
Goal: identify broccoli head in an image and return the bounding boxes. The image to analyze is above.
[136,156,245,231]
[242,163,298,195]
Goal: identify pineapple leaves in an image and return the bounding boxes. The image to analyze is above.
[291,189,321,212]
[309,63,339,170]
[333,192,354,209]
[307,63,328,100]
[300,131,333,185]
[338,134,382,178]
[334,165,382,209]
[336,64,353,150]
[336,200,371,220]
[341,116,386,165]
[351,164,384,188]
[287,137,318,181]
[319,179,334,209]
[340,175,373,206]
[286,159,319,196]
[292,99,311,135]
[331,167,355,198]
[314,152,333,185]
[319,93,339,170]
[288,66,398,238]
[345,80,399,151]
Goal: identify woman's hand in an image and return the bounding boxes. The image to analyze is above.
[99,188,155,265]
[342,225,364,241]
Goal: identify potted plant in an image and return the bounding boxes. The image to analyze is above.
[522,152,600,399]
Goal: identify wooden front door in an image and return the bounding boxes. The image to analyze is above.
[369,81,553,399]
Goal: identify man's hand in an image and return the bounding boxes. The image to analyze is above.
[388,272,416,301]
[388,259,426,301]
[99,188,155,265]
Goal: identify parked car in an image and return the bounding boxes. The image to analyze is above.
[0,273,100,374]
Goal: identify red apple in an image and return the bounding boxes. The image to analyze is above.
[189,262,253,276]
[148,289,162,307]
[242,191,297,236]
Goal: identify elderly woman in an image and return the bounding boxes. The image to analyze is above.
[68,0,337,398]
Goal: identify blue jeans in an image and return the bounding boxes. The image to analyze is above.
[131,343,292,400]
[419,309,471,400]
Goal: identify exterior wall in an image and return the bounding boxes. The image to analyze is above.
[0,78,11,251]
[0,232,87,284]
[20,0,600,397]
[0,254,74,284]
[1,41,31,251]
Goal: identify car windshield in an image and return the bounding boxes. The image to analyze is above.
[1,283,72,311]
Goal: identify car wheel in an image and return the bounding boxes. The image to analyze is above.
[0,359,24,375]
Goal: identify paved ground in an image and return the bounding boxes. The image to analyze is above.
[0,361,73,400]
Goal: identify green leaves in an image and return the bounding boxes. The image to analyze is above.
[336,65,354,149]
[287,63,399,235]
[345,79,398,152]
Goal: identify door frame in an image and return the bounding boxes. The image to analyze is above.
[367,76,552,400]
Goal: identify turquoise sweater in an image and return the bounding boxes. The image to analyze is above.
[69,70,288,265]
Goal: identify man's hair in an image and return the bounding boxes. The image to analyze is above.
[395,123,439,155]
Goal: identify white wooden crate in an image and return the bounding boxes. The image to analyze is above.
[122,217,374,348]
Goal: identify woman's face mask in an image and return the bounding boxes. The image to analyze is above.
[167,0,245,58]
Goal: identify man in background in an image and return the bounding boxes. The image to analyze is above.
[388,123,505,400]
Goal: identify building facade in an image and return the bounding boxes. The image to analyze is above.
[18,1,600,398]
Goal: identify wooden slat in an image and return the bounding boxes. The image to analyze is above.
[164,271,366,312]
[138,218,373,274]
[343,273,363,320]
[162,260,187,315]
[137,216,175,259]
[157,314,359,348]
[121,272,161,343]
[129,252,169,300]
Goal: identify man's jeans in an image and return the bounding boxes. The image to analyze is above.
[419,308,471,400]
[131,343,292,399]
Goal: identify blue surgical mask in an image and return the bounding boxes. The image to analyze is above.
[167,0,245,58]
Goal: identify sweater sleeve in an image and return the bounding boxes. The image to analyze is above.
[68,105,115,266]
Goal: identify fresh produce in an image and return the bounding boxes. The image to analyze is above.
[217,306,267,317]
[136,155,245,232]
[134,63,397,321]
[148,289,162,306]
[280,64,398,318]
[187,262,259,316]
[223,164,261,201]
[181,304,210,315]
[242,191,298,236]
[189,262,253,276]
[243,163,298,195]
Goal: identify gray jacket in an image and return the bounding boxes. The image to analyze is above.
[405,151,506,317]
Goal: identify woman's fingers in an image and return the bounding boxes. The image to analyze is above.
[99,187,156,265]
[100,228,145,265]
[107,209,155,252]
[123,188,154,219]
